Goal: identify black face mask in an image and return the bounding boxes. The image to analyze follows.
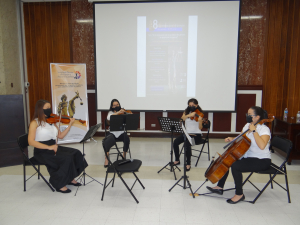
[43,108,52,118]
[246,115,253,123]
[113,106,121,112]
[189,106,196,112]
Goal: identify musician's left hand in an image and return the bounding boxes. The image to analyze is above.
[69,118,76,126]
[249,123,256,132]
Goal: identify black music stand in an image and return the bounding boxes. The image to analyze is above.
[75,123,103,196]
[157,117,182,180]
[169,123,195,198]
[110,114,139,159]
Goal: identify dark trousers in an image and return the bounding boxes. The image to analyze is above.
[217,157,271,195]
[173,133,203,165]
[107,132,130,152]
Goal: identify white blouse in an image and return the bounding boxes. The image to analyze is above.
[34,120,58,142]
[242,123,271,159]
[185,116,202,134]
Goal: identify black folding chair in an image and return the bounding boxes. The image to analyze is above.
[179,120,211,166]
[101,134,145,203]
[104,119,131,159]
[224,136,292,204]
[17,134,55,192]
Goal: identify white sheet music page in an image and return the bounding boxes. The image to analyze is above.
[181,123,195,146]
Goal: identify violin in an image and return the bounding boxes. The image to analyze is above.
[46,113,86,125]
[204,114,275,184]
[190,109,208,124]
[118,109,133,115]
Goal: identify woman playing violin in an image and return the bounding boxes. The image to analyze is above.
[104,99,131,167]
[206,106,271,204]
[173,98,204,171]
[28,99,88,193]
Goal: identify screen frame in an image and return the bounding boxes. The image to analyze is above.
[93,0,241,113]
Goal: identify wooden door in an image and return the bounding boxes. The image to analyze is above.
[23,2,72,120]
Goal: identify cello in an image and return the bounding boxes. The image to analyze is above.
[204,114,275,184]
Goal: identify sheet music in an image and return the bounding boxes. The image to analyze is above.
[181,123,195,146]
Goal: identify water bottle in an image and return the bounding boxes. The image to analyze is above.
[297,111,300,123]
[284,108,288,120]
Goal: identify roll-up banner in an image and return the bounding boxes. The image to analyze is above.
[50,63,89,144]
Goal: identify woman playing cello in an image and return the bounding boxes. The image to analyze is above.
[173,98,204,171]
[206,106,271,204]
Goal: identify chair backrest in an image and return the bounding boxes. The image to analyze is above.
[17,134,29,150]
[203,120,211,130]
[17,134,29,159]
[271,136,293,161]
[202,120,211,139]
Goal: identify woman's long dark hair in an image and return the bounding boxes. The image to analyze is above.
[32,99,50,126]
[184,98,203,115]
[109,99,121,111]
[250,106,268,120]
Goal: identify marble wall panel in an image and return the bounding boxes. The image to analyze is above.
[71,0,95,87]
[238,0,268,85]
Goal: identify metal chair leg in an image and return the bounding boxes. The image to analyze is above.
[101,173,109,201]
[207,141,210,161]
[112,172,116,187]
[23,163,26,192]
[284,166,291,203]
[38,164,40,179]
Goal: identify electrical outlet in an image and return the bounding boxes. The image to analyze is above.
[151,124,156,127]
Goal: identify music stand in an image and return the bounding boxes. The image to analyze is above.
[75,123,103,196]
[169,123,195,198]
[110,113,139,159]
[157,117,182,180]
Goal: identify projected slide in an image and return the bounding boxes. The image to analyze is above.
[137,16,190,98]
[95,1,240,111]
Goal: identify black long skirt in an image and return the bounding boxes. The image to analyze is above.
[34,140,88,189]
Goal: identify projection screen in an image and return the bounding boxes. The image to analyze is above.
[94,0,241,111]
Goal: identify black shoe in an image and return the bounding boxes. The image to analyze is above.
[104,164,109,168]
[173,161,180,166]
[186,165,191,171]
[226,195,245,204]
[56,188,71,193]
[68,182,82,186]
[206,186,223,195]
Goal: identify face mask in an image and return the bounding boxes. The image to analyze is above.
[189,106,196,112]
[43,108,52,118]
[246,115,253,123]
[113,106,121,112]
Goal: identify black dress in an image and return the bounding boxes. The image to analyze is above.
[34,139,88,189]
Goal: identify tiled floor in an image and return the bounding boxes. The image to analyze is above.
[1,137,300,225]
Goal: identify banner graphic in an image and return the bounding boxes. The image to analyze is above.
[50,63,89,144]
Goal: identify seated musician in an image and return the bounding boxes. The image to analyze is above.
[104,99,131,167]
[173,98,204,171]
[28,99,88,193]
[207,106,271,204]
